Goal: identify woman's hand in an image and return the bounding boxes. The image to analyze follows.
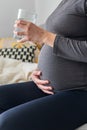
[31,70,54,95]
[14,20,56,47]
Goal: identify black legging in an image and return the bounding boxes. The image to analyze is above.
[0,81,87,130]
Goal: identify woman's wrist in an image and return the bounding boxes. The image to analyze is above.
[43,31,57,47]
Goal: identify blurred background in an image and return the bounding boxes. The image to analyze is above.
[0,0,62,37]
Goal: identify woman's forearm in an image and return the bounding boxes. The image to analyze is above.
[53,35,87,63]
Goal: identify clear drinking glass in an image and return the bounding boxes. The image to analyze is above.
[14,9,37,40]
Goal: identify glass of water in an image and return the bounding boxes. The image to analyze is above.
[14,9,37,40]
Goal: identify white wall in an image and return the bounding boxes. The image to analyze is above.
[35,0,62,25]
[0,0,36,37]
[0,0,62,37]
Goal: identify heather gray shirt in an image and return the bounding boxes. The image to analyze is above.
[38,0,87,91]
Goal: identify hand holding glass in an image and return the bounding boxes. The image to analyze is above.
[14,9,37,40]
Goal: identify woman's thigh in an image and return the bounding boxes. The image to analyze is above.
[0,90,87,130]
[0,81,48,113]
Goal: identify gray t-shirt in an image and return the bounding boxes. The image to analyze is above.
[38,0,87,91]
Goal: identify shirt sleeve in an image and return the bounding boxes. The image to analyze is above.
[53,35,87,63]
[53,0,87,63]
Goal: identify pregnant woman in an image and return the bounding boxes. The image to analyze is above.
[1,0,87,130]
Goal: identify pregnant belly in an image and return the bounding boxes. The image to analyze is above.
[38,45,85,91]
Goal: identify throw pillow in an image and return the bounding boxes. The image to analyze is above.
[0,46,36,62]
[0,37,41,63]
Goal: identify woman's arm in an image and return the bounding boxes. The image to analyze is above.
[40,32,87,63]
[14,20,56,46]
[14,20,87,63]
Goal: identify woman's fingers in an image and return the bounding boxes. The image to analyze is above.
[17,37,28,43]
[38,84,54,95]
[32,70,41,76]
[14,31,25,36]
[14,20,27,27]
[31,70,54,94]
[38,84,52,91]
[14,20,32,42]
[15,20,28,25]
[34,78,49,85]
[14,19,47,45]
[42,90,54,95]
[14,20,31,30]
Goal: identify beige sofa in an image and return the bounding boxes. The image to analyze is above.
[76,124,87,130]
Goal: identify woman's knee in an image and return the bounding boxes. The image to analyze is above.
[0,113,10,130]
